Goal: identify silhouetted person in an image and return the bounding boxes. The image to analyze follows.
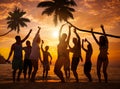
[6,30,32,82]
[82,38,93,82]
[41,40,52,80]
[64,49,70,82]
[54,25,71,83]
[91,25,109,83]
[69,28,83,82]
[23,40,32,81]
[30,27,42,82]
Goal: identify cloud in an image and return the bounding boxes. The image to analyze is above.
[0,1,22,9]
[0,1,23,21]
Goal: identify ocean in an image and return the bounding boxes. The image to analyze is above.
[0,64,120,83]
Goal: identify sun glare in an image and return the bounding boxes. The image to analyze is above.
[52,31,59,38]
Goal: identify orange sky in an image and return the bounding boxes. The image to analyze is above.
[0,0,120,66]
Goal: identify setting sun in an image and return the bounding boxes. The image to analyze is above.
[52,31,59,38]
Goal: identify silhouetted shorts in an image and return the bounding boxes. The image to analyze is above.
[43,62,50,71]
[71,57,79,71]
[12,58,23,70]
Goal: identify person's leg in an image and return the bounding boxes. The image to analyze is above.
[12,69,17,82]
[54,68,65,82]
[84,62,92,82]
[45,63,50,79]
[54,58,65,83]
[72,70,79,82]
[103,59,109,83]
[85,71,92,82]
[23,60,27,80]
[68,69,70,79]
[71,57,79,82]
[64,70,67,79]
[97,59,102,82]
[45,70,48,78]
[64,56,70,81]
[64,69,70,81]
[17,69,22,81]
[28,60,32,80]
[17,60,23,81]
[31,60,38,82]
[43,68,45,79]
[64,63,70,80]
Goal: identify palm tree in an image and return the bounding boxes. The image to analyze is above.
[37,0,120,38]
[37,0,76,25]
[0,7,30,36]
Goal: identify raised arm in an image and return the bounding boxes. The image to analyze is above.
[100,25,108,43]
[41,40,44,52]
[21,29,32,43]
[82,39,87,52]
[33,27,41,42]
[74,28,80,40]
[66,25,71,44]
[59,24,66,41]
[91,28,99,45]
[85,38,91,45]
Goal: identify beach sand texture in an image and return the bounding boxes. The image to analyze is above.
[0,82,120,89]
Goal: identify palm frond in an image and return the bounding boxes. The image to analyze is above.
[7,21,12,24]
[42,7,55,16]
[58,7,74,21]
[19,22,27,27]
[69,0,77,6]
[19,11,26,17]
[66,7,75,12]
[6,16,11,20]
[37,1,54,7]
[8,12,13,17]
[7,23,16,31]
[20,18,30,22]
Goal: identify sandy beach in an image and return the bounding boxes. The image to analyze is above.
[0,81,120,89]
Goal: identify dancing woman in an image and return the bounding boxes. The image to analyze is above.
[91,25,109,83]
[54,25,71,83]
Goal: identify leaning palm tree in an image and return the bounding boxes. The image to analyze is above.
[0,7,30,36]
[37,0,120,38]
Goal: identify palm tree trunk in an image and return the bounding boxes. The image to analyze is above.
[66,21,120,38]
[0,30,12,37]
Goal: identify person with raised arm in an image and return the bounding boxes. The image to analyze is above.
[82,38,93,82]
[6,29,32,82]
[54,25,71,83]
[69,28,83,82]
[91,25,109,83]
[41,40,52,80]
[22,40,32,81]
[30,27,42,82]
